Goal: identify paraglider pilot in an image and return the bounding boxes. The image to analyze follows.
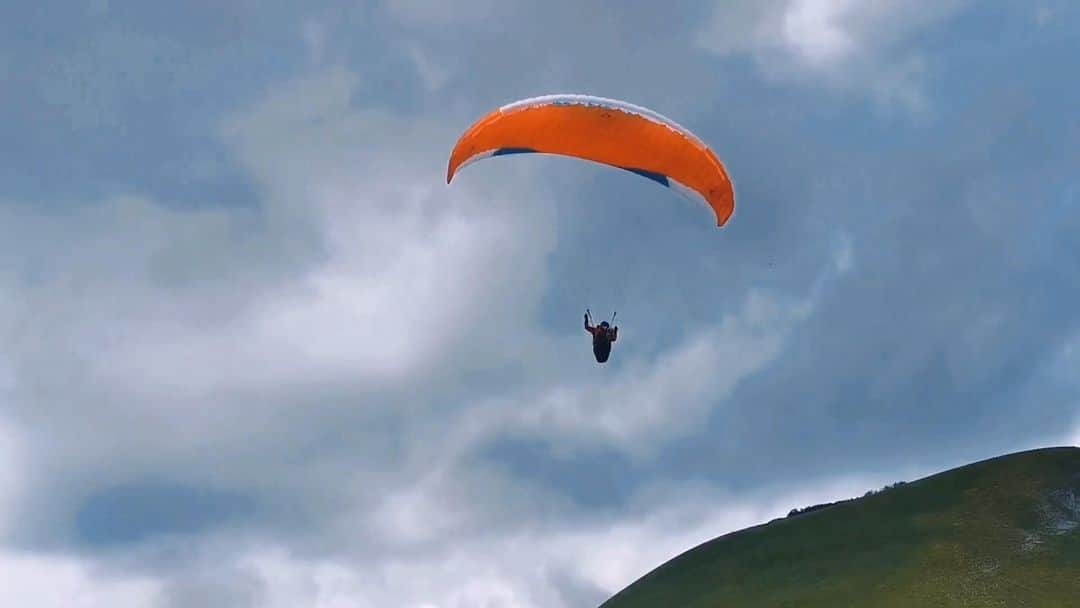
[584,310,618,363]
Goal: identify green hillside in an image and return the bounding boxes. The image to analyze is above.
[600,447,1080,607]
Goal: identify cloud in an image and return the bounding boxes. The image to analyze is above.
[152,471,885,608]
[0,64,558,548]
[453,288,816,459]
[3,65,553,401]
[1033,2,1072,26]
[0,417,23,535]
[0,51,848,599]
[696,0,971,111]
[383,0,510,28]
[301,18,330,66]
[0,550,160,608]
[2,5,1078,608]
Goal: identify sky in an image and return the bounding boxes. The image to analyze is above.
[0,1,1078,606]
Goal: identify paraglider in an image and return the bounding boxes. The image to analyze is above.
[446,94,736,363]
[584,309,618,363]
[446,94,735,225]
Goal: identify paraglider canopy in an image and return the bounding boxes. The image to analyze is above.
[446,94,736,226]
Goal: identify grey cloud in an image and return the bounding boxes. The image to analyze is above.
[74,482,255,548]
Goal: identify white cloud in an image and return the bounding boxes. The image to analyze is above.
[1034,5,1063,26]
[2,65,553,415]
[698,0,968,68]
[467,289,815,457]
[696,0,971,111]
[0,66,560,542]
[0,551,160,608]
[146,472,884,608]
[781,0,858,66]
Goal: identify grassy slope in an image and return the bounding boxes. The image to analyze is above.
[600,447,1080,607]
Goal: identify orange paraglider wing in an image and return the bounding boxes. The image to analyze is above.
[447,94,735,226]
